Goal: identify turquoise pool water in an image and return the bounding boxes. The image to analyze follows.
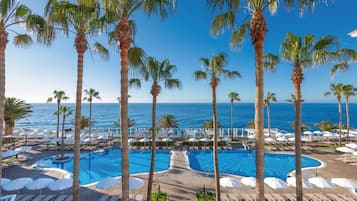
[37,150,171,185]
[187,150,321,179]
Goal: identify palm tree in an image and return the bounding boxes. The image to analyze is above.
[80,116,91,130]
[247,120,255,129]
[195,52,240,201]
[83,88,101,138]
[130,57,181,201]
[324,83,344,145]
[47,90,69,145]
[228,92,240,140]
[330,49,357,78]
[115,118,136,128]
[264,92,277,137]
[342,84,357,143]
[55,106,73,160]
[45,1,108,200]
[202,119,223,129]
[4,98,32,135]
[208,1,322,200]
[314,120,338,131]
[101,2,175,199]
[158,114,179,137]
[280,32,337,200]
[0,1,53,187]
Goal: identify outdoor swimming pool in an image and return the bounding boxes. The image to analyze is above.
[36,150,171,185]
[187,150,321,179]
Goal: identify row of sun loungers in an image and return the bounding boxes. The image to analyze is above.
[222,193,356,201]
[0,194,73,201]
[97,194,144,201]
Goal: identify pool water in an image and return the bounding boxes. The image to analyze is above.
[37,150,171,185]
[187,150,321,179]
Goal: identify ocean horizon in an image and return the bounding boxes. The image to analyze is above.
[15,103,357,132]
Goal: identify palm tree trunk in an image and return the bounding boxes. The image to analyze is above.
[230,101,234,141]
[89,100,92,138]
[0,28,8,195]
[73,33,87,201]
[337,97,342,146]
[118,17,131,201]
[61,115,65,159]
[5,121,14,135]
[250,11,267,201]
[147,86,158,201]
[345,97,350,143]
[57,100,60,146]
[267,103,271,137]
[212,84,221,201]
[292,66,303,201]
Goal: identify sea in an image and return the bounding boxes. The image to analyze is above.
[15,103,357,133]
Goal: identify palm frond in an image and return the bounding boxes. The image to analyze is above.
[194,70,207,81]
[13,34,32,47]
[330,62,349,79]
[165,79,181,89]
[211,11,235,36]
[264,53,279,72]
[129,78,141,88]
[230,20,249,49]
[93,42,109,60]
[224,70,241,79]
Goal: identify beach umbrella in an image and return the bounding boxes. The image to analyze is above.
[308,177,335,189]
[1,150,20,158]
[220,177,241,188]
[303,131,313,135]
[301,137,312,142]
[139,138,150,143]
[337,147,354,153]
[288,137,295,142]
[3,177,33,191]
[83,137,95,143]
[265,137,275,143]
[199,138,210,142]
[331,178,357,189]
[153,137,161,142]
[14,146,32,152]
[264,177,287,190]
[222,137,231,142]
[346,143,357,150]
[0,178,11,186]
[276,137,288,142]
[127,177,144,190]
[128,138,136,143]
[48,178,73,191]
[241,177,256,188]
[313,131,322,135]
[25,178,54,194]
[162,137,173,142]
[286,177,313,189]
[348,29,357,37]
[188,137,198,142]
[96,178,119,190]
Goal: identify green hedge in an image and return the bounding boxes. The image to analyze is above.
[131,141,174,147]
[182,141,226,146]
[151,192,167,201]
[196,192,214,201]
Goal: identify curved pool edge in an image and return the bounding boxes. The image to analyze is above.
[32,150,175,187]
[183,150,326,179]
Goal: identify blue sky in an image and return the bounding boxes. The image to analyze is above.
[6,1,357,103]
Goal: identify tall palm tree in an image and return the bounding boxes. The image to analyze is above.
[195,52,240,201]
[101,2,175,199]
[4,97,32,135]
[47,90,69,145]
[280,32,337,200]
[55,105,73,160]
[228,92,240,140]
[83,88,101,138]
[0,1,53,188]
[324,83,344,145]
[208,1,322,200]
[342,84,357,143]
[158,114,179,135]
[264,92,277,137]
[130,57,181,201]
[45,1,108,200]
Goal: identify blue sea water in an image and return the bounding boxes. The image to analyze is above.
[16,103,357,132]
[37,150,171,185]
[187,150,321,179]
